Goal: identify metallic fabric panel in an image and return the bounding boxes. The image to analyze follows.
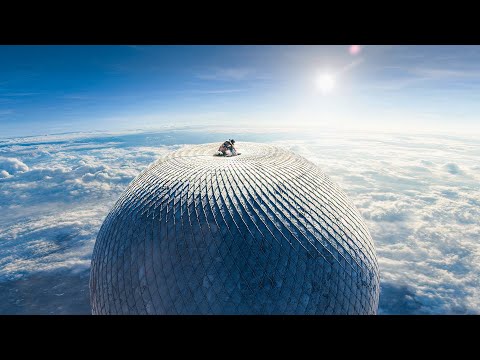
[90,143,380,314]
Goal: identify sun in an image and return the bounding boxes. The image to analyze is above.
[316,73,336,94]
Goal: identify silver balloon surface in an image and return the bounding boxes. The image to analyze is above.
[90,143,380,314]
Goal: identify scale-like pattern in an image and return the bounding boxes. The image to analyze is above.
[90,143,380,314]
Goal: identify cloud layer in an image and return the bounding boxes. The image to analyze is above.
[1,128,479,314]
[275,132,480,314]
[0,135,176,284]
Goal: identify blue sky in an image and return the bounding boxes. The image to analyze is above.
[2,45,480,137]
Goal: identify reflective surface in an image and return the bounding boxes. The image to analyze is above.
[90,143,380,314]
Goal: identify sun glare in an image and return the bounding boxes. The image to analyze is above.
[316,73,336,94]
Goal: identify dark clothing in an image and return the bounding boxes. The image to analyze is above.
[218,140,237,157]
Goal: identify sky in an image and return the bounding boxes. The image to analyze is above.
[2,45,480,137]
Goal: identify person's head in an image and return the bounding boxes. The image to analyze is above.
[230,139,235,145]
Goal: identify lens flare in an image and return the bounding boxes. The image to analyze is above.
[349,45,362,55]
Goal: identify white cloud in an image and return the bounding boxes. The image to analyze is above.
[0,157,29,174]
[0,109,14,116]
[410,67,480,79]
[197,67,253,81]
[189,89,246,94]
[0,135,179,290]
[0,170,10,178]
[0,208,103,280]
